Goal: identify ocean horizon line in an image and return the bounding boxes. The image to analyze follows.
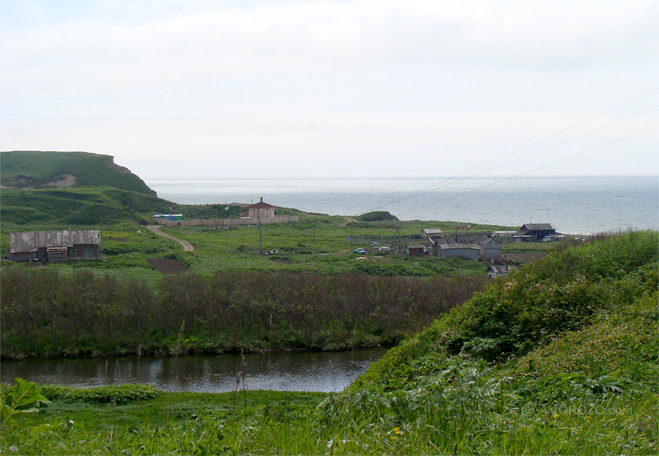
[146,175,658,183]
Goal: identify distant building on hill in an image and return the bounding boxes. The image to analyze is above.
[248,198,276,219]
[515,223,557,242]
[7,230,101,262]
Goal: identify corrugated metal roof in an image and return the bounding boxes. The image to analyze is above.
[435,235,495,246]
[437,243,480,250]
[521,223,554,231]
[9,230,101,253]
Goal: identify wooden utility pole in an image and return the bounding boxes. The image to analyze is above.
[258,210,262,254]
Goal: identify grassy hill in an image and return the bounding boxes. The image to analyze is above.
[0,151,155,195]
[0,151,166,225]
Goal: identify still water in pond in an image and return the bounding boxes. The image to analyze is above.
[1,348,387,393]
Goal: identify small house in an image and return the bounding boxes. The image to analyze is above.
[517,223,557,242]
[248,198,275,219]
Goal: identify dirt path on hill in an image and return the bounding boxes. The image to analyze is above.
[146,225,195,252]
[340,217,357,226]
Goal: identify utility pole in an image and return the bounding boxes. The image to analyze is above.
[258,210,262,254]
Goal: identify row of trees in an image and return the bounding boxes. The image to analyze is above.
[2,269,486,358]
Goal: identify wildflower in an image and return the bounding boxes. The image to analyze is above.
[390,436,396,441]
[553,414,560,419]
[585,415,591,420]
[393,426,401,435]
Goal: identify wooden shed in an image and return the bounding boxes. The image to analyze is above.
[437,243,480,260]
[8,230,101,262]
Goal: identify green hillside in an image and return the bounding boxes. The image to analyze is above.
[0,187,167,225]
[0,151,155,195]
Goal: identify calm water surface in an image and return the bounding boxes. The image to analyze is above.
[148,176,659,234]
[1,348,387,393]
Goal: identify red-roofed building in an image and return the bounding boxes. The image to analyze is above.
[248,198,275,219]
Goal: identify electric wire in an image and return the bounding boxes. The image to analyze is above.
[358,88,659,216]
[395,124,658,218]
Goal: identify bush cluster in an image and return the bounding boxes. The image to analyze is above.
[1,270,484,358]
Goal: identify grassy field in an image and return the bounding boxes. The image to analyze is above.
[2,213,551,278]
[3,231,657,454]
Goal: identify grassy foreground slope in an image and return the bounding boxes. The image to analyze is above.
[2,231,657,455]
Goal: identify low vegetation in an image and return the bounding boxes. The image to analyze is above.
[2,231,657,454]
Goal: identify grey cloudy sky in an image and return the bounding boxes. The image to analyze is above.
[2,0,658,179]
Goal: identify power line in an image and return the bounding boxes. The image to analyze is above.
[358,88,659,216]
[395,124,658,218]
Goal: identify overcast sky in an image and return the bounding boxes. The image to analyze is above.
[2,0,658,179]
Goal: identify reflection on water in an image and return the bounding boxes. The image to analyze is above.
[1,348,388,393]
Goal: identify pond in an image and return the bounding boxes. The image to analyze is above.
[1,348,388,393]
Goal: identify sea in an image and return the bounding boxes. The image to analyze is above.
[147,176,659,235]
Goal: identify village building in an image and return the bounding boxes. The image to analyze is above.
[437,242,480,260]
[7,230,101,262]
[406,245,428,256]
[421,228,443,240]
[248,198,275,219]
[487,264,516,279]
[435,235,502,261]
[515,223,558,242]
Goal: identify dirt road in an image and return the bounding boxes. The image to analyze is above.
[340,217,357,226]
[146,225,195,252]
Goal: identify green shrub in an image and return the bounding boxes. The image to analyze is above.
[39,384,160,404]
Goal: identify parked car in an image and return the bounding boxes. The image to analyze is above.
[353,248,368,255]
[376,246,391,252]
